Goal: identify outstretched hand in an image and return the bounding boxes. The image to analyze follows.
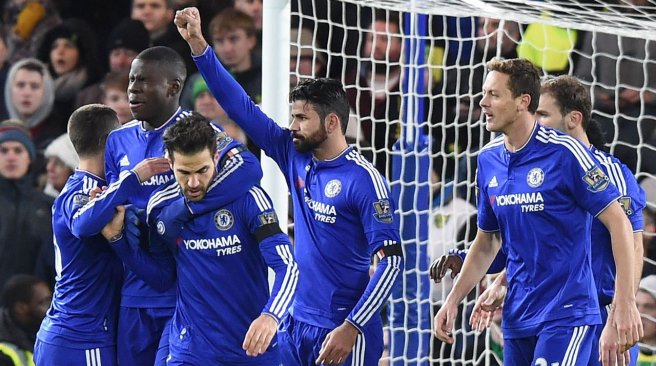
[174,7,208,55]
[429,254,463,283]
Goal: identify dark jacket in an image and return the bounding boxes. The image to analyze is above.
[0,176,54,293]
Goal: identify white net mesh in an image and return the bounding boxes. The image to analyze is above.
[289,0,656,364]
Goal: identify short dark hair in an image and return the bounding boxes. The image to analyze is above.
[1,274,44,310]
[289,78,350,134]
[163,111,217,160]
[68,104,119,157]
[541,75,592,130]
[486,58,541,113]
[135,46,187,85]
[16,59,46,77]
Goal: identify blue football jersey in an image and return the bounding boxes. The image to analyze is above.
[193,47,403,331]
[589,146,645,306]
[104,109,263,308]
[476,124,621,338]
[104,110,182,307]
[37,171,123,348]
[147,185,298,363]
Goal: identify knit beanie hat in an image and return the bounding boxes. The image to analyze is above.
[107,19,151,54]
[192,77,211,102]
[0,120,36,162]
[44,133,78,170]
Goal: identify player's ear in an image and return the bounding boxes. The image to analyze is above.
[167,78,183,97]
[325,113,339,134]
[213,149,219,165]
[517,93,531,112]
[567,110,583,130]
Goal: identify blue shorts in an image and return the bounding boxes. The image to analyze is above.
[34,340,116,366]
[278,315,383,366]
[505,324,597,365]
[117,306,174,366]
[588,304,639,366]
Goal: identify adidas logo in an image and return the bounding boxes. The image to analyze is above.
[489,176,498,187]
[119,155,130,167]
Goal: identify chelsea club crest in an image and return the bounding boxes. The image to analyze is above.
[324,179,342,198]
[526,168,544,188]
[214,209,234,231]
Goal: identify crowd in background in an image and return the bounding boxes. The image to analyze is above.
[0,0,655,364]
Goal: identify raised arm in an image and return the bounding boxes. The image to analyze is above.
[174,7,292,166]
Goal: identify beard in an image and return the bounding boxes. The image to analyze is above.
[292,128,328,153]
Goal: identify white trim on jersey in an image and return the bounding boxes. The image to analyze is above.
[85,348,102,366]
[207,149,245,192]
[592,150,627,195]
[480,135,505,152]
[269,244,299,318]
[561,325,589,366]
[351,333,366,366]
[73,171,134,220]
[350,254,402,326]
[346,151,388,200]
[536,128,595,171]
[249,187,272,211]
[146,182,181,220]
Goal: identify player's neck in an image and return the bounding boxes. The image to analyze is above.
[145,105,181,130]
[504,115,536,153]
[571,128,590,148]
[78,157,105,179]
[313,138,349,161]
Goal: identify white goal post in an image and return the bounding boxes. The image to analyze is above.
[262,0,656,364]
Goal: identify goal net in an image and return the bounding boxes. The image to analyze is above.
[288,0,656,364]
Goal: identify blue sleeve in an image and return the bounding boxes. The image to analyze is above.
[111,207,176,292]
[346,170,403,330]
[193,46,293,171]
[564,141,621,216]
[187,140,264,216]
[475,163,500,232]
[244,186,298,321]
[70,171,141,238]
[449,248,506,274]
[619,164,645,231]
[104,133,119,185]
[346,254,403,331]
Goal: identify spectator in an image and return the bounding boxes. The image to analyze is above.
[209,8,261,102]
[191,77,247,145]
[574,18,656,174]
[0,28,10,121]
[0,275,51,366]
[101,71,132,125]
[75,18,151,108]
[638,275,656,363]
[37,18,102,120]
[42,133,77,198]
[2,0,61,64]
[0,121,54,291]
[131,0,196,76]
[289,27,326,88]
[233,0,262,53]
[346,10,403,174]
[4,58,64,151]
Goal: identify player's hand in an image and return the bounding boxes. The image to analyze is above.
[433,299,458,344]
[599,321,631,366]
[429,254,463,283]
[469,281,506,332]
[89,185,107,200]
[611,299,643,351]
[101,205,125,241]
[316,321,359,365]
[242,314,277,357]
[174,7,203,40]
[174,7,208,55]
[133,158,170,184]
